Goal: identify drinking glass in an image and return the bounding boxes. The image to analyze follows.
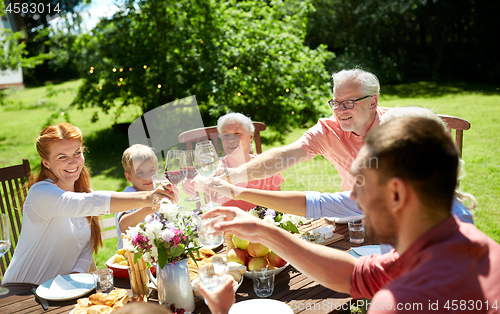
[0,214,11,295]
[348,219,365,244]
[197,261,228,292]
[184,150,201,203]
[252,267,275,297]
[197,215,225,248]
[93,268,114,293]
[151,172,169,209]
[165,150,188,210]
[194,140,221,211]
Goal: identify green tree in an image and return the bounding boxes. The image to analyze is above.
[306,0,500,83]
[72,0,334,141]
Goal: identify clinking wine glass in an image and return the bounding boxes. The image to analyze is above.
[0,213,11,295]
[194,140,221,212]
[184,150,202,203]
[165,150,187,209]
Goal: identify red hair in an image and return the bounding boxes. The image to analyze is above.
[29,123,102,254]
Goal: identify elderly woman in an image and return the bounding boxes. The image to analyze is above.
[2,123,176,285]
[206,107,475,224]
[212,113,284,211]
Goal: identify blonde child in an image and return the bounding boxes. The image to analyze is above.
[115,144,159,249]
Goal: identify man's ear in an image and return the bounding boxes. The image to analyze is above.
[371,94,379,109]
[387,177,407,214]
[124,172,133,183]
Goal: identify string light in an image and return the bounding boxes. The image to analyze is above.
[143,65,147,69]
[237,92,241,96]
[119,78,123,81]
[113,68,117,72]
[286,88,289,92]
[233,66,237,70]
[158,84,162,88]
[119,68,123,72]
[200,40,204,44]
[90,67,94,71]
[89,70,94,74]
[118,83,121,86]
[99,86,102,90]
[129,68,133,71]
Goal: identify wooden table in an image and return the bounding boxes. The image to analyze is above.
[0,219,376,314]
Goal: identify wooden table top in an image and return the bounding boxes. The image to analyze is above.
[0,218,376,314]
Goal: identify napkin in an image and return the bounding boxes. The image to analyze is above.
[49,275,78,294]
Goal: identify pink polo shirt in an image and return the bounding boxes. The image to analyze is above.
[219,155,284,211]
[295,107,390,191]
[350,216,500,313]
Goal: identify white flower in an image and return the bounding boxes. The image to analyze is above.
[248,208,260,218]
[262,215,278,226]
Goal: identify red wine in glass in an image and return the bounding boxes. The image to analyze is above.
[165,170,187,186]
[186,167,198,180]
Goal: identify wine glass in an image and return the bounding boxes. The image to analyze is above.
[183,150,202,203]
[0,213,11,295]
[194,140,221,211]
[165,150,187,209]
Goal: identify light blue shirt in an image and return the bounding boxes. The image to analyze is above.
[305,190,474,254]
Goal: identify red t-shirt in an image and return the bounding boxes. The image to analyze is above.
[350,216,500,313]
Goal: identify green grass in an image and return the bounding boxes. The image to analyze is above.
[1,80,499,269]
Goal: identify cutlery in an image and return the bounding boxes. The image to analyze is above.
[31,288,49,310]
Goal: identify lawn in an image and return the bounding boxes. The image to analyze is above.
[1,79,499,269]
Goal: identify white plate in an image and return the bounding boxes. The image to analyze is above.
[326,215,365,224]
[243,263,289,279]
[351,245,381,256]
[36,274,95,301]
[229,299,293,314]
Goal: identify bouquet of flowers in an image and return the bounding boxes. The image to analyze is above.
[248,205,305,233]
[123,201,200,269]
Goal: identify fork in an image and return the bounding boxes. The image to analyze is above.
[31,288,49,310]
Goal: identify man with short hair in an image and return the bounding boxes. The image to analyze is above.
[225,68,386,191]
[205,69,473,226]
[205,117,500,312]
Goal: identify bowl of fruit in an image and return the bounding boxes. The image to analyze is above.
[106,249,130,279]
[228,236,289,279]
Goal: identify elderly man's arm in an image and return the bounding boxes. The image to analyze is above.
[203,207,357,293]
[224,143,309,184]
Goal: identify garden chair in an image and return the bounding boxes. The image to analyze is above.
[437,114,471,157]
[0,159,31,281]
[177,122,267,157]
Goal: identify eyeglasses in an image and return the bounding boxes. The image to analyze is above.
[328,95,372,110]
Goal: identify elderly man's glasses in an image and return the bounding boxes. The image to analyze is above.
[328,95,372,110]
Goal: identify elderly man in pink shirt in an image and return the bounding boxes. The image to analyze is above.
[204,117,500,313]
[218,69,473,227]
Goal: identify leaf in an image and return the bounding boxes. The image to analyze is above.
[133,252,142,265]
[285,221,300,234]
[157,246,169,269]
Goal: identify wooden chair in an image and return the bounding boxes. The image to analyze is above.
[177,122,267,157]
[437,114,471,157]
[0,159,31,280]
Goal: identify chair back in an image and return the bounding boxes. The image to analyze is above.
[100,216,117,241]
[0,159,31,278]
[177,122,267,157]
[437,114,471,157]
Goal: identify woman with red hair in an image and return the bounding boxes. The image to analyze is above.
[2,123,176,285]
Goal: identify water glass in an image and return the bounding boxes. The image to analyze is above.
[93,268,114,293]
[252,268,275,297]
[197,215,225,248]
[348,219,365,244]
[128,268,150,296]
[198,264,228,292]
